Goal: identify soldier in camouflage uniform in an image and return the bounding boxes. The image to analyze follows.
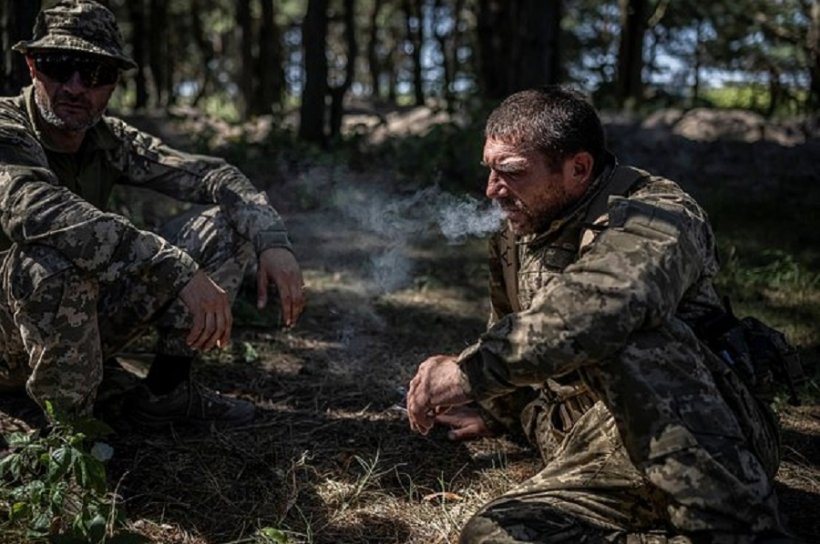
[407,87,793,543]
[0,0,305,427]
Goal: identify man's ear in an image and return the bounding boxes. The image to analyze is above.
[569,151,594,186]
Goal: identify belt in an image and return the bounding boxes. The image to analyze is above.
[553,389,598,434]
[543,378,599,438]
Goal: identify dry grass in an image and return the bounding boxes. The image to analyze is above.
[93,194,540,543]
[97,176,819,543]
[3,118,819,542]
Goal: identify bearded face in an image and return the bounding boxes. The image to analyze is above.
[28,53,118,133]
[482,138,584,235]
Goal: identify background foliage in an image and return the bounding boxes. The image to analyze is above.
[1,1,819,543]
[2,0,818,136]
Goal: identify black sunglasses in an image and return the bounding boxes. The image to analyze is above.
[33,53,120,88]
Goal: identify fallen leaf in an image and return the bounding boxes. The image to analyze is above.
[422,491,463,503]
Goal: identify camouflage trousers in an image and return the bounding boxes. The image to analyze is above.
[0,207,254,416]
[461,385,791,543]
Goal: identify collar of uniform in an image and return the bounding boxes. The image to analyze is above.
[24,85,118,153]
[518,153,618,247]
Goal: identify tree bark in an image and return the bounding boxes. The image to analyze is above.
[615,0,647,109]
[190,0,215,107]
[148,0,169,108]
[256,0,285,114]
[128,0,148,109]
[367,0,384,98]
[1,0,40,96]
[432,0,453,108]
[299,0,329,143]
[236,0,254,120]
[477,0,562,100]
[810,0,820,112]
[387,43,398,102]
[329,0,357,139]
[402,0,425,106]
[691,16,702,106]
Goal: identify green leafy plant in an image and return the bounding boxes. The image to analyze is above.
[0,402,145,543]
[717,246,820,296]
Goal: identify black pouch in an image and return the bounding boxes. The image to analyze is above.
[695,300,806,405]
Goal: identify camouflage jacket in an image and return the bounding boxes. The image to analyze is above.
[458,161,726,433]
[0,86,292,293]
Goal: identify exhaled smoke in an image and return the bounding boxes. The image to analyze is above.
[332,184,504,293]
[435,194,505,244]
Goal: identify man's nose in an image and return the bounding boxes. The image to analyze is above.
[486,173,508,199]
[61,71,88,93]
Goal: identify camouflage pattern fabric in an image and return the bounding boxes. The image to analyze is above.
[0,84,293,416]
[0,87,292,257]
[458,164,788,541]
[12,0,137,69]
[0,207,254,417]
[462,404,784,544]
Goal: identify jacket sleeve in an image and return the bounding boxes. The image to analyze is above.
[473,232,539,435]
[0,118,197,291]
[107,118,292,254]
[458,182,717,400]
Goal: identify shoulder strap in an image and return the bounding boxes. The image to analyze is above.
[497,226,522,313]
[583,165,650,225]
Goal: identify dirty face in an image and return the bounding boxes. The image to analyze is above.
[483,137,592,235]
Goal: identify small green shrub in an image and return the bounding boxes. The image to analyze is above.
[0,402,145,543]
[717,246,820,297]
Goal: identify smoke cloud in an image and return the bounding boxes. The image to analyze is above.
[331,184,504,293]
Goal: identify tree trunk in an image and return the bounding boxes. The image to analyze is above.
[236,0,254,120]
[367,0,384,98]
[127,0,148,109]
[810,0,820,112]
[691,16,702,106]
[165,20,176,106]
[299,0,329,143]
[402,0,425,106]
[431,0,463,112]
[190,0,215,107]
[766,64,781,117]
[329,0,357,139]
[477,0,562,101]
[528,0,562,88]
[476,0,503,100]
[615,0,647,109]
[255,0,284,114]
[148,0,169,108]
[387,44,398,103]
[1,0,40,96]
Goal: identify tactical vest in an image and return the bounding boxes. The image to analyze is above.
[498,164,649,314]
[497,164,650,443]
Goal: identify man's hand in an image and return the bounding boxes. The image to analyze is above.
[179,270,232,351]
[435,405,494,441]
[257,248,305,328]
[407,355,471,435]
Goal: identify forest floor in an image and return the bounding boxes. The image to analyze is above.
[1,105,819,543]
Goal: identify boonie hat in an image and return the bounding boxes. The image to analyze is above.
[12,0,136,69]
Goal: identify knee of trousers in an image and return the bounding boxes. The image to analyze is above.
[460,514,497,544]
[161,206,255,272]
[459,501,593,544]
[4,244,77,303]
